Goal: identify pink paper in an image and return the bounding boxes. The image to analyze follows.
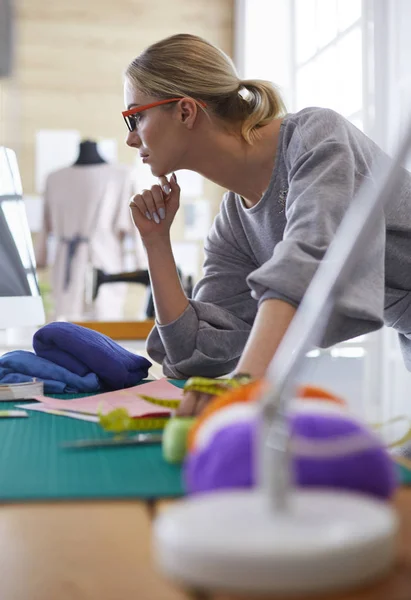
[32,378,184,417]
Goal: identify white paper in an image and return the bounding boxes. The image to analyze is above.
[16,403,99,422]
[0,410,28,417]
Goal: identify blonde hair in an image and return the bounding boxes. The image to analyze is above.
[125,34,286,145]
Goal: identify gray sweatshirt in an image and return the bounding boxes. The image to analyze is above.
[147,107,411,377]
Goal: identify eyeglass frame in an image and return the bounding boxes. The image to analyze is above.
[122,97,207,132]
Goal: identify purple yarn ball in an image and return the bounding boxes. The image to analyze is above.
[185,421,255,493]
[184,412,398,499]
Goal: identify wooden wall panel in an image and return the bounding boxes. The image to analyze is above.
[2,0,234,196]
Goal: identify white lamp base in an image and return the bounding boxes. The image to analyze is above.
[154,489,398,596]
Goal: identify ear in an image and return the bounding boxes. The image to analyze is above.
[176,98,199,130]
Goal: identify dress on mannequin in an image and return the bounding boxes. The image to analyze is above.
[35,140,145,321]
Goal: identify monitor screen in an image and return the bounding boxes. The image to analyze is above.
[0,146,44,330]
[0,146,40,297]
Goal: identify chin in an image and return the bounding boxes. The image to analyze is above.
[151,167,173,178]
[150,165,163,177]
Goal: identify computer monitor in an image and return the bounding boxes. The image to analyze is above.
[0,146,45,328]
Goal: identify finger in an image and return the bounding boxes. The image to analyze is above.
[151,184,166,220]
[166,172,180,212]
[170,173,180,207]
[175,391,198,417]
[158,175,171,195]
[142,189,160,223]
[129,194,150,221]
[170,172,179,193]
[195,393,214,416]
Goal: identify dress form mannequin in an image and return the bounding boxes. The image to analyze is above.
[36,137,140,320]
[74,140,106,165]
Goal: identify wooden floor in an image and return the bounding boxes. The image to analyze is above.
[0,489,410,600]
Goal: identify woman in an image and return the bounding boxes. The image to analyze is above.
[124,33,411,415]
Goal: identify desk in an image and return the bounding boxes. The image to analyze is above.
[0,489,409,600]
[0,328,408,598]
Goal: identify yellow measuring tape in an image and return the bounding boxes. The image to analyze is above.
[98,395,181,433]
[131,377,245,429]
[138,395,181,410]
[371,415,411,449]
[115,414,411,440]
[100,377,411,446]
[121,417,170,430]
[130,398,411,445]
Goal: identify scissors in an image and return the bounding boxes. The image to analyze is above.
[61,432,163,449]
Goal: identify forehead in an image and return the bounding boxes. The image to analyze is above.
[123,80,155,108]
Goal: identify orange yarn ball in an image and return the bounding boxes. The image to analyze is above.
[187,380,265,452]
[187,382,347,453]
[297,385,346,406]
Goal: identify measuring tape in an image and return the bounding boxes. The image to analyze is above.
[372,415,411,449]
[98,395,180,433]
[139,395,181,410]
[124,417,170,430]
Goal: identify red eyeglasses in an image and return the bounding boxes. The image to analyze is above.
[122,97,207,132]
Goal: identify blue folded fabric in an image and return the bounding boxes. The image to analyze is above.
[33,322,152,390]
[0,350,101,394]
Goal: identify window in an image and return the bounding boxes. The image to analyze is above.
[236,0,365,126]
[293,0,364,128]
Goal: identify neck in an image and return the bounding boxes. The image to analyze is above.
[180,118,283,207]
[74,141,106,165]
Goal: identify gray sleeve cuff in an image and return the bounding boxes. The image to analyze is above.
[155,303,199,364]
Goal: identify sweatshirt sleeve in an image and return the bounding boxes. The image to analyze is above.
[247,128,385,346]
[146,200,257,378]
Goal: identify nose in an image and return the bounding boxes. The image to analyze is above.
[126,130,141,148]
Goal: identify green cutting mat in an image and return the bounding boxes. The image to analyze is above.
[0,380,186,502]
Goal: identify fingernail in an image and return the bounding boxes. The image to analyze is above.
[163,184,171,194]
[153,212,160,224]
[159,207,166,220]
[145,211,151,220]
[172,172,177,183]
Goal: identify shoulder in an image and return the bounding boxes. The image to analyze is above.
[283,107,363,149]
[286,106,349,129]
[281,107,381,172]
